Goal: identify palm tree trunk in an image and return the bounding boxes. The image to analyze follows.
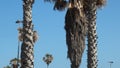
[65,2,87,67]
[21,0,34,68]
[84,0,98,68]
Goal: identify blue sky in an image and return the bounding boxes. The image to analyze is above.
[0,0,120,68]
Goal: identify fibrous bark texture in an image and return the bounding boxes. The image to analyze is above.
[21,0,34,68]
[84,0,98,68]
[65,7,87,68]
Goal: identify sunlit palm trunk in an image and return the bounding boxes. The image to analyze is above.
[21,0,34,68]
[84,0,98,68]
[65,1,87,68]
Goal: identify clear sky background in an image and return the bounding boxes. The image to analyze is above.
[0,0,120,68]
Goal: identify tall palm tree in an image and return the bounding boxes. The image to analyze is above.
[45,0,87,68]
[83,0,106,68]
[19,0,38,68]
[65,1,87,68]
[43,54,53,68]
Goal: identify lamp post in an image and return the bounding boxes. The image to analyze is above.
[109,61,113,68]
[16,20,23,68]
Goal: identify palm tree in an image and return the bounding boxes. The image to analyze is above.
[65,1,87,68]
[83,0,106,68]
[43,54,53,68]
[10,58,20,68]
[4,65,11,68]
[45,0,87,68]
[18,0,38,68]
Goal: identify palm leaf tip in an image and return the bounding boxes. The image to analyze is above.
[96,0,106,8]
[44,0,56,2]
[23,0,34,4]
[54,0,68,11]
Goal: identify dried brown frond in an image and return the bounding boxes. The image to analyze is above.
[44,0,68,11]
[96,0,106,8]
[17,27,23,41]
[17,27,23,32]
[18,33,23,41]
[33,31,38,43]
[54,0,68,10]
[65,7,87,68]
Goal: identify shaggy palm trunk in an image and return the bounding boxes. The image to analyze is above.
[84,0,98,68]
[21,0,34,68]
[65,1,87,68]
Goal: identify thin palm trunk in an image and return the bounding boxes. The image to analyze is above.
[65,1,87,68]
[87,12,98,68]
[84,0,98,68]
[21,0,34,68]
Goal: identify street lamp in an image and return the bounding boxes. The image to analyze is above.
[109,61,113,68]
[13,20,23,68]
[16,20,23,24]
